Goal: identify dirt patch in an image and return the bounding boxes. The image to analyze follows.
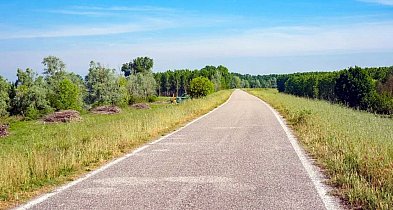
[91,106,121,114]
[131,103,150,110]
[43,110,81,123]
[0,124,9,137]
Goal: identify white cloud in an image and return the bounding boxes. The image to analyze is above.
[45,6,176,17]
[0,19,176,39]
[358,0,393,6]
[116,21,393,58]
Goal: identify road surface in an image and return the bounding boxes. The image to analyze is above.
[19,90,339,210]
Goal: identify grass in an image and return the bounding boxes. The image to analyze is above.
[0,90,232,209]
[247,88,393,210]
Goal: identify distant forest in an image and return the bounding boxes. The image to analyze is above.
[277,66,393,114]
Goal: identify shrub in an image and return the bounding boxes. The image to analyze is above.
[49,78,83,111]
[147,95,158,103]
[189,76,214,98]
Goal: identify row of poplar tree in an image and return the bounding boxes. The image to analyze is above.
[0,56,278,120]
[276,66,393,114]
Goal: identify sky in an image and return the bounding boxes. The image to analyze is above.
[1,0,393,80]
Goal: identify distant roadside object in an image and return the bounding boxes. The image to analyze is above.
[176,94,190,103]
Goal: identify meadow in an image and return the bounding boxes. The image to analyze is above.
[247,88,393,210]
[0,90,232,209]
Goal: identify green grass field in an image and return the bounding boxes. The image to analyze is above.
[247,88,393,210]
[0,90,232,209]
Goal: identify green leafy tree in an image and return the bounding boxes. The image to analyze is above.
[122,57,154,77]
[9,69,52,119]
[133,57,153,74]
[42,55,66,78]
[121,62,133,77]
[189,77,214,98]
[49,78,83,111]
[0,76,10,117]
[230,76,241,88]
[335,67,375,109]
[85,61,121,106]
[241,79,250,88]
[127,73,157,102]
[41,56,85,110]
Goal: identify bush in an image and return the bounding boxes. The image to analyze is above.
[147,95,158,103]
[189,76,214,98]
[49,78,83,111]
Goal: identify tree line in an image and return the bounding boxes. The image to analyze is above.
[2,56,271,120]
[154,68,278,97]
[276,66,393,114]
[0,56,162,120]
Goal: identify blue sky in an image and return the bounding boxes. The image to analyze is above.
[1,0,393,79]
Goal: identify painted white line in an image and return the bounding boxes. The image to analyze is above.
[249,92,341,210]
[15,91,234,210]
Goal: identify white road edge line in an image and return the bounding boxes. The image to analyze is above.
[15,91,235,210]
[249,92,341,210]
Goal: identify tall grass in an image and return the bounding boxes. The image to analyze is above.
[247,88,393,210]
[0,90,232,209]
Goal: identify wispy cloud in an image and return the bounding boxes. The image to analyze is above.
[45,5,177,17]
[0,19,176,39]
[0,7,237,40]
[358,0,393,6]
[116,21,393,58]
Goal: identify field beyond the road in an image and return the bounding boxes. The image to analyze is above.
[247,88,393,210]
[0,90,232,209]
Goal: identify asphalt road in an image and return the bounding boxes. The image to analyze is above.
[20,90,338,210]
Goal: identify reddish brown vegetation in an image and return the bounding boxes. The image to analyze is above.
[378,74,393,97]
[0,124,8,137]
[131,103,150,109]
[43,110,81,123]
[91,106,121,114]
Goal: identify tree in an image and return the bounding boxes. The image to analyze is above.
[133,57,153,74]
[335,67,375,109]
[127,73,157,102]
[241,79,250,88]
[121,57,154,77]
[230,76,241,88]
[121,62,133,77]
[42,56,66,77]
[189,77,214,98]
[9,69,52,119]
[85,61,121,106]
[0,76,10,117]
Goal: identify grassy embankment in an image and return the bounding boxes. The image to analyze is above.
[0,90,232,209]
[247,88,393,210]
